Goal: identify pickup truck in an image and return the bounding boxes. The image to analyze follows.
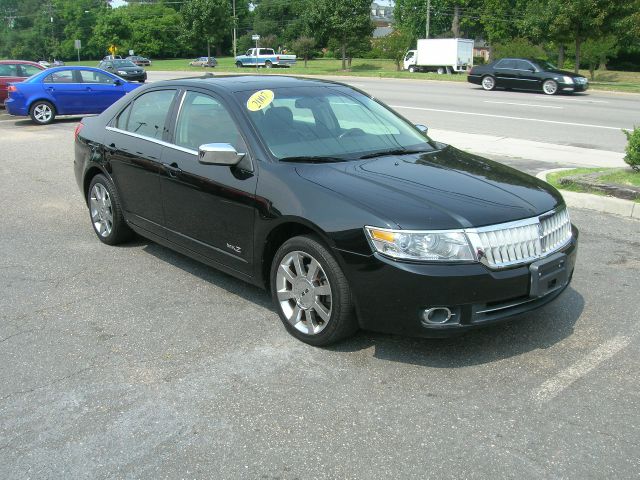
[235,48,296,68]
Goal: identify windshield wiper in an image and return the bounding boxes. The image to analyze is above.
[279,156,346,163]
[358,148,430,160]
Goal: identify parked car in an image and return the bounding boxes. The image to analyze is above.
[103,55,123,61]
[468,58,589,95]
[0,60,45,104]
[74,76,578,346]
[98,59,147,83]
[53,59,65,66]
[235,48,296,68]
[38,60,51,68]
[5,66,141,125]
[189,56,218,67]
[126,55,151,66]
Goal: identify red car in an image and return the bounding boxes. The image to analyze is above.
[0,60,45,104]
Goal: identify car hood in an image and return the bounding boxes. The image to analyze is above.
[546,68,585,79]
[295,146,564,230]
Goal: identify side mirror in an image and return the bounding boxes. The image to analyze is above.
[529,67,536,72]
[415,124,428,135]
[114,79,122,86]
[198,143,245,166]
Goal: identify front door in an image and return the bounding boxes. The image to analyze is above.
[106,88,178,237]
[514,60,541,91]
[78,69,125,112]
[159,90,258,275]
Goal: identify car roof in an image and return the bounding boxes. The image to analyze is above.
[42,66,108,71]
[152,75,349,93]
[0,60,44,67]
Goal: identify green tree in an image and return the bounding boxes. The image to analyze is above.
[305,0,373,70]
[181,0,232,60]
[291,36,315,67]
[372,30,412,71]
[575,35,618,79]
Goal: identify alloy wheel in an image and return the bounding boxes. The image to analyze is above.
[33,103,52,123]
[89,183,113,238]
[543,80,558,95]
[482,76,495,90]
[275,250,333,335]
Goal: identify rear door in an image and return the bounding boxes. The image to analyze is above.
[493,59,518,88]
[106,88,179,237]
[159,89,258,274]
[42,69,86,114]
[78,69,124,112]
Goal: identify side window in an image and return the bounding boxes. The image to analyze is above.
[44,70,75,83]
[0,64,19,76]
[115,103,132,129]
[245,50,252,56]
[19,64,42,77]
[175,91,246,152]
[79,70,115,84]
[495,59,515,69]
[125,89,176,139]
[516,60,534,71]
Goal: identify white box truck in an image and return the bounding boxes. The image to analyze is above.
[403,38,474,74]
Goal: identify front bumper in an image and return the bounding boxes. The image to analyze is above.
[561,81,588,92]
[116,72,147,82]
[339,226,578,337]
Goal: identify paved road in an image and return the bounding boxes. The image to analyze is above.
[147,71,639,153]
[1,115,639,478]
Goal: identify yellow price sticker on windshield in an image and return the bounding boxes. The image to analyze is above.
[247,89,274,111]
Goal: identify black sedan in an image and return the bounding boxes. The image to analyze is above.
[97,59,147,83]
[74,75,578,346]
[468,58,588,95]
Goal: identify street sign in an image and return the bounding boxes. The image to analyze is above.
[251,34,260,41]
[74,39,81,49]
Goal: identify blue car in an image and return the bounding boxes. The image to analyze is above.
[4,66,141,125]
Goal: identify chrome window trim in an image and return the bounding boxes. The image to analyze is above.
[105,126,198,156]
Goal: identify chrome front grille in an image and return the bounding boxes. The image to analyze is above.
[466,208,572,269]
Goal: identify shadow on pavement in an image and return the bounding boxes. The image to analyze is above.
[140,237,584,367]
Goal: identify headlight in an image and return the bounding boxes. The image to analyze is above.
[562,76,574,84]
[365,227,475,262]
[117,70,127,75]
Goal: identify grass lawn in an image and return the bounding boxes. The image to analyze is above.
[547,167,640,202]
[64,57,639,92]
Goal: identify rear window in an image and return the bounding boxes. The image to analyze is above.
[44,70,75,83]
[20,64,43,77]
[123,89,176,139]
[495,59,516,69]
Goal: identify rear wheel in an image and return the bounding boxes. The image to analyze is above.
[29,101,55,125]
[265,60,273,69]
[271,235,358,346]
[481,75,496,91]
[87,174,132,245]
[542,79,558,95]
[437,66,445,75]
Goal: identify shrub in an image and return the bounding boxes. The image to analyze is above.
[623,126,640,171]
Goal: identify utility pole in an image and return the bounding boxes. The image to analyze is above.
[232,0,237,57]
[425,0,431,38]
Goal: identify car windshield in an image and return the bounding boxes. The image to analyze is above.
[112,60,137,68]
[236,86,434,161]
[534,59,557,71]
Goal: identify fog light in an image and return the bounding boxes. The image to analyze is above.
[421,307,453,325]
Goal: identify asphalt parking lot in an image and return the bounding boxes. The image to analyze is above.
[1,115,639,479]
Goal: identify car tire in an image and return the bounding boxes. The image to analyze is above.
[408,65,416,73]
[265,60,273,69]
[542,79,558,95]
[437,67,445,75]
[87,174,132,245]
[29,100,56,125]
[270,235,358,346]
[481,75,496,91]
[236,61,243,68]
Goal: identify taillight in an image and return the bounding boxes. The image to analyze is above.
[276,56,280,61]
[74,122,84,141]
[7,85,17,93]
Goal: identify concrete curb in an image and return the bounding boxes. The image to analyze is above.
[537,168,639,220]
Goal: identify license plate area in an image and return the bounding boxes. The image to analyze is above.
[529,252,568,298]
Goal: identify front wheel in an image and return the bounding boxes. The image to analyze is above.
[408,65,416,73]
[87,174,132,245]
[29,101,55,125]
[542,79,558,95]
[481,75,496,91]
[236,61,243,68]
[271,235,358,346]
